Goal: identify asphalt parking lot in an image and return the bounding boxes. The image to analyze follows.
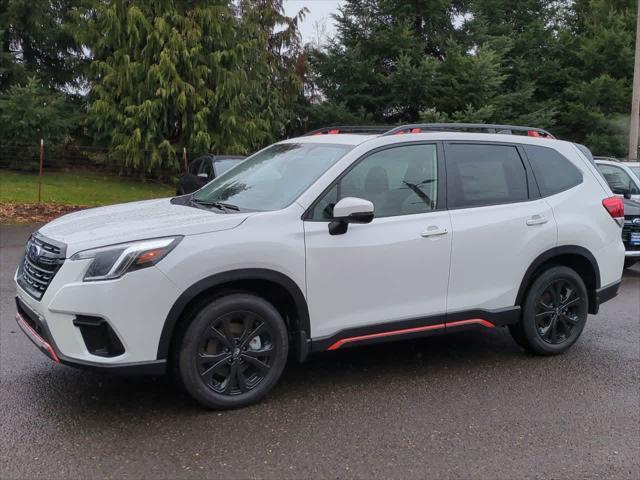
[1,223,638,480]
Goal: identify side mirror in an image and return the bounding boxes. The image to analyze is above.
[612,186,632,199]
[329,197,374,235]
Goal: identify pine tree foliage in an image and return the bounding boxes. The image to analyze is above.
[85,0,304,172]
[307,0,638,156]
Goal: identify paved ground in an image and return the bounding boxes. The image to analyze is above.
[1,224,638,480]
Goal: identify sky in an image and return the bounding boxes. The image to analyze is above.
[283,0,344,45]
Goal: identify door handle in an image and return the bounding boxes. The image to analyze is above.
[526,214,549,226]
[421,226,449,238]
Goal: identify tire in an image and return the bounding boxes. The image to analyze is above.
[177,293,289,409]
[509,266,588,356]
[624,258,638,269]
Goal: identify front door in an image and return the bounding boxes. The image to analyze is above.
[303,143,452,341]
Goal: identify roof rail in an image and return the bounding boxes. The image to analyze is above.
[383,123,555,139]
[303,125,393,136]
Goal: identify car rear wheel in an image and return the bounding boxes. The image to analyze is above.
[178,293,288,409]
[509,266,588,355]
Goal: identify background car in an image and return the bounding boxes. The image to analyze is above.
[594,157,640,269]
[627,161,640,180]
[176,154,246,195]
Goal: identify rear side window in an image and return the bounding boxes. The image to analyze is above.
[445,143,529,208]
[525,145,583,196]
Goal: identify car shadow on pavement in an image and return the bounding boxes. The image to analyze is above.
[14,327,523,419]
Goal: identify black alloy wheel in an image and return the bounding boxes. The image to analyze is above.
[534,279,583,344]
[178,293,288,409]
[509,266,588,355]
[198,311,275,395]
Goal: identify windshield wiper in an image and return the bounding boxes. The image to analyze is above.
[189,197,240,213]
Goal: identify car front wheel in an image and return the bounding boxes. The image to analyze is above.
[509,266,588,355]
[178,293,289,409]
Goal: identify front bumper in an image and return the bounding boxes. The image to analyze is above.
[14,246,181,372]
[15,296,166,375]
[624,250,640,258]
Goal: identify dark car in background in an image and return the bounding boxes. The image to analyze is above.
[176,154,246,195]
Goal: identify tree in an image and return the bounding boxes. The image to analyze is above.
[305,0,509,125]
[84,0,304,173]
[0,77,79,144]
[0,0,89,91]
[556,0,636,155]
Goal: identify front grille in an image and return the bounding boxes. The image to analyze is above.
[17,233,66,300]
[623,216,640,251]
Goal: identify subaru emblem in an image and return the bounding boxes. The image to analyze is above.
[28,244,42,262]
[633,218,640,226]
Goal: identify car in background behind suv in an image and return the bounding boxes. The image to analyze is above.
[176,154,246,195]
[594,157,640,269]
[626,161,640,180]
[15,123,625,409]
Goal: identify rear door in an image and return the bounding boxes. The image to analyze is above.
[445,142,557,315]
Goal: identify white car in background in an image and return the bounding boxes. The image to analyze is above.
[594,157,640,268]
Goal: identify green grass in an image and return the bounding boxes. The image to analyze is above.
[0,169,174,206]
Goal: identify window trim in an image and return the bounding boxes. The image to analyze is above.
[521,144,584,198]
[443,140,537,211]
[302,141,447,221]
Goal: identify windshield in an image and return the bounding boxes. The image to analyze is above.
[214,158,244,177]
[630,166,640,180]
[193,143,354,211]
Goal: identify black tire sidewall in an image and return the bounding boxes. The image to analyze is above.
[520,266,588,355]
[178,293,289,409]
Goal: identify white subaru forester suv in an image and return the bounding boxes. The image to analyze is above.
[15,124,625,409]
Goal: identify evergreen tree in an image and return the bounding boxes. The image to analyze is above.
[306,0,510,124]
[84,0,304,173]
[556,0,636,155]
[0,0,89,91]
[0,77,79,143]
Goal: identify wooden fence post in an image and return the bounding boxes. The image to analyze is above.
[183,147,188,173]
[38,138,44,204]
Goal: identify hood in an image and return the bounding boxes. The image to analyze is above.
[39,198,252,255]
[624,197,640,217]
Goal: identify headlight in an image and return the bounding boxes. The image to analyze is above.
[70,236,182,281]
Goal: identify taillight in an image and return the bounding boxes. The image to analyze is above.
[602,196,624,225]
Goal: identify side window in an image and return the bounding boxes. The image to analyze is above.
[311,144,439,220]
[525,145,583,196]
[188,159,202,175]
[199,158,214,178]
[597,164,640,195]
[446,143,528,208]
